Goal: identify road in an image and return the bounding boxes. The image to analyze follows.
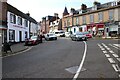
[2,38,120,79]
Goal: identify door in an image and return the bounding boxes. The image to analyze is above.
[19,31,22,42]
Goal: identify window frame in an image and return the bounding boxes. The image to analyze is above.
[82,16,86,24]
[109,10,114,20]
[90,14,94,23]
[10,13,16,24]
[17,16,22,25]
[24,19,28,27]
[98,12,103,22]
[9,29,15,41]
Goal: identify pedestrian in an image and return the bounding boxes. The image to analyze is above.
[3,42,12,53]
[40,34,42,43]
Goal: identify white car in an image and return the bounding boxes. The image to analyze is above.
[54,30,65,37]
[44,33,57,41]
[65,32,71,37]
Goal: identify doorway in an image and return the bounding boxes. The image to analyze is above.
[19,31,22,42]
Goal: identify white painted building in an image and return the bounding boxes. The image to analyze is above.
[6,3,38,43]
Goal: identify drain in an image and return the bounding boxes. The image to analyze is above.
[65,66,86,74]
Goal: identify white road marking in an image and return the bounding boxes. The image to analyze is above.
[112,54,119,58]
[105,54,110,57]
[73,41,87,80]
[108,58,116,63]
[117,58,120,62]
[112,64,120,72]
[101,48,105,50]
[109,44,120,50]
[109,50,114,53]
[103,51,107,54]
[102,43,111,51]
[106,48,111,50]
[113,44,120,48]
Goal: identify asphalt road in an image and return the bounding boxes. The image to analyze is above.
[2,38,120,79]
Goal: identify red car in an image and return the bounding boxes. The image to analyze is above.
[83,32,92,38]
[25,36,42,45]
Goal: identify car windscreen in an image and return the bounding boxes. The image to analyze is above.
[83,32,89,34]
[31,36,37,40]
[49,34,54,36]
[76,32,83,35]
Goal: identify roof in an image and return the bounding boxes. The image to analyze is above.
[7,3,38,24]
[63,6,69,16]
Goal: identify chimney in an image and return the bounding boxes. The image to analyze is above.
[26,12,30,16]
[81,4,87,10]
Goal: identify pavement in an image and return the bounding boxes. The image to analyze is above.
[1,42,29,57]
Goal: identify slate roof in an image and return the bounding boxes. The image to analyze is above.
[63,6,69,16]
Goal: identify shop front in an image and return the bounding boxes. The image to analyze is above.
[87,23,104,37]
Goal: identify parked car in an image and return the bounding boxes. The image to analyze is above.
[65,32,71,38]
[25,35,42,45]
[45,33,57,41]
[83,32,92,38]
[71,32,87,41]
[54,30,65,37]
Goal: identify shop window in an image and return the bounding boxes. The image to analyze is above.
[18,17,22,25]
[10,13,16,24]
[9,29,15,41]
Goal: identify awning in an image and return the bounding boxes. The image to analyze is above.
[0,25,7,30]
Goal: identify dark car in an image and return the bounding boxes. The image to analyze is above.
[25,35,42,45]
[71,32,87,41]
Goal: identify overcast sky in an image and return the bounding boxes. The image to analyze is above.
[7,0,115,22]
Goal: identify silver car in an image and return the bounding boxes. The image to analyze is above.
[45,33,57,41]
[71,32,87,41]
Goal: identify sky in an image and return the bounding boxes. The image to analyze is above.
[7,0,115,22]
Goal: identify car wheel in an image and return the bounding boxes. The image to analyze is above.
[84,38,87,41]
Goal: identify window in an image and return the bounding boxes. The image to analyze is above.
[76,17,79,25]
[9,29,15,41]
[10,13,16,24]
[90,14,94,23]
[109,10,114,20]
[24,19,28,27]
[64,21,66,27]
[98,12,103,22]
[18,17,22,25]
[67,19,70,26]
[82,16,86,24]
